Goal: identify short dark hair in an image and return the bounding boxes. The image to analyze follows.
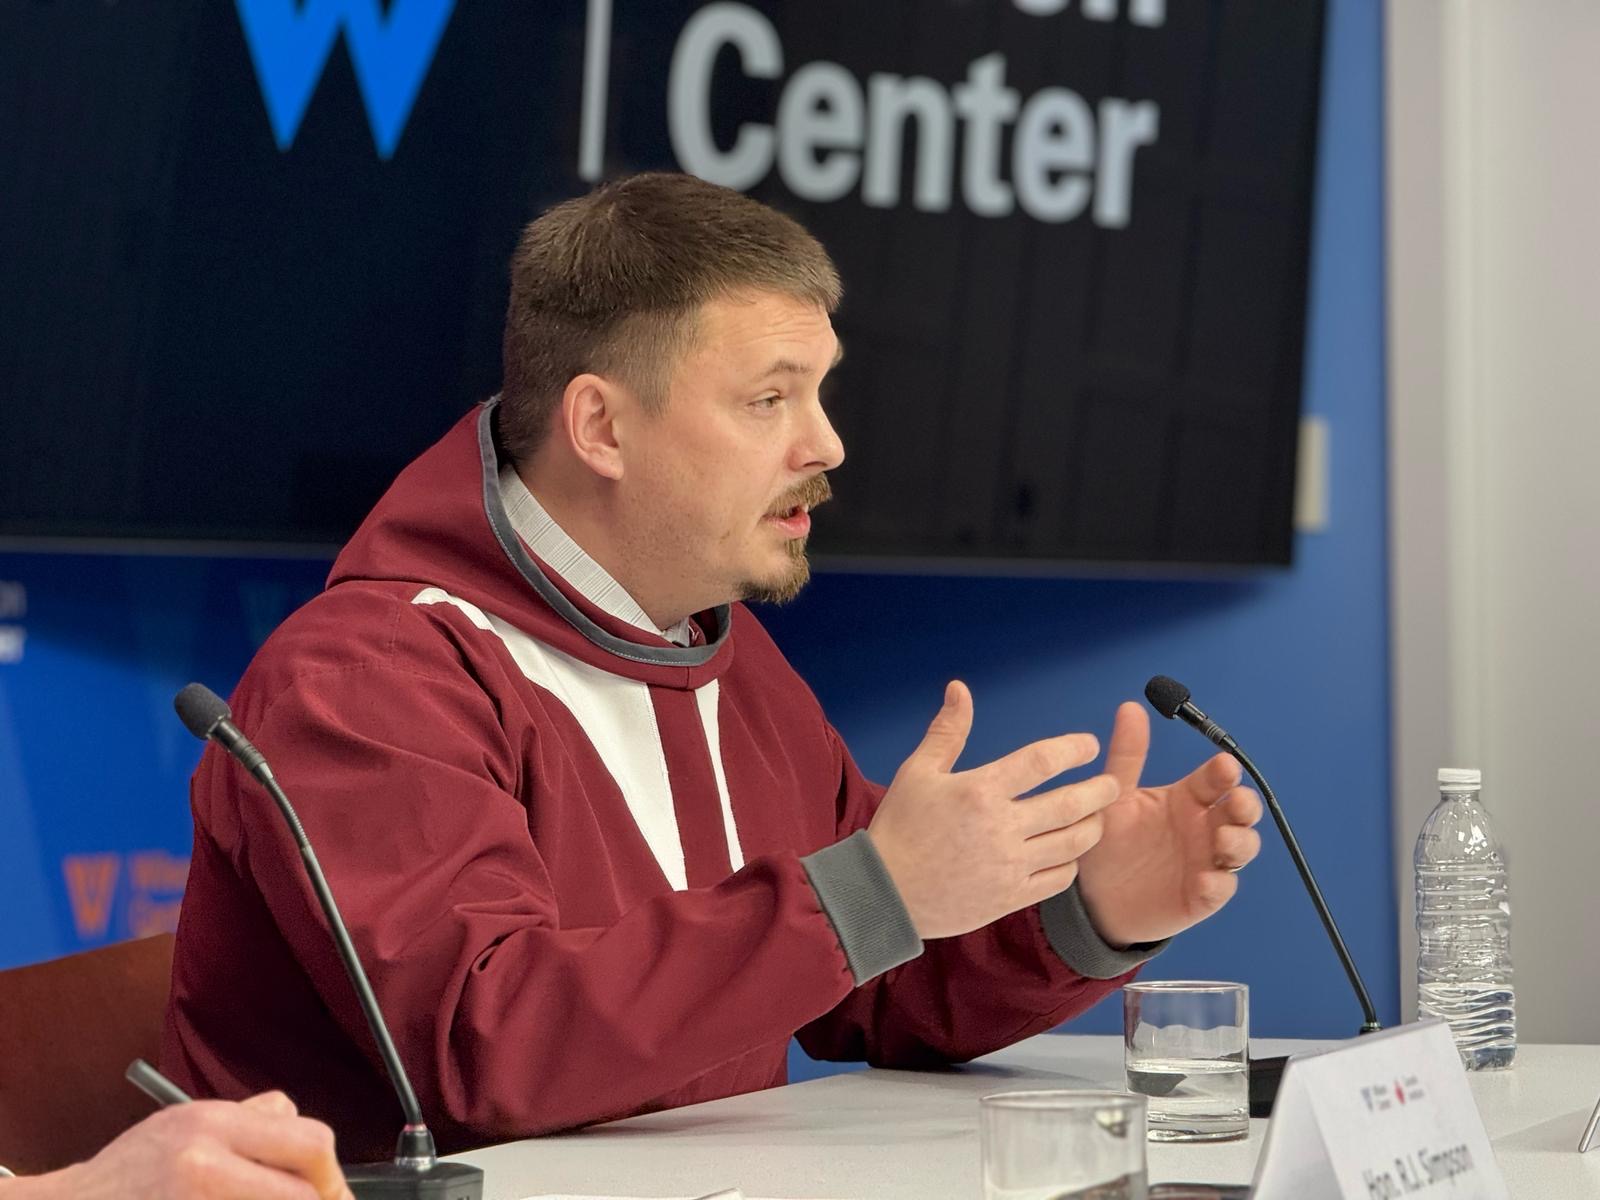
[499,173,843,461]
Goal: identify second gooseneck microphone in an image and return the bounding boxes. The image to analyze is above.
[1143,675,1382,1114]
[174,683,484,1200]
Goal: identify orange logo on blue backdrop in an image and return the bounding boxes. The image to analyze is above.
[62,850,189,942]
[63,853,120,938]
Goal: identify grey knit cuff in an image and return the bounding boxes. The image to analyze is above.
[1038,883,1169,979]
[800,830,924,985]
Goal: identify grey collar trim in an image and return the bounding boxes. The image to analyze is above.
[476,400,728,667]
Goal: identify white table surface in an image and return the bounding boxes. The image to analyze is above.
[452,1034,1600,1199]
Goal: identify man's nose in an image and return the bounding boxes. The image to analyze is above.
[797,400,845,472]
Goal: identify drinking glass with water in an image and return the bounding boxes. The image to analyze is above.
[1122,981,1249,1143]
[979,1091,1148,1200]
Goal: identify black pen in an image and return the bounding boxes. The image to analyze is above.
[126,1058,192,1107]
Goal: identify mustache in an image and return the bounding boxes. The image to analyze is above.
[768,473,833,516]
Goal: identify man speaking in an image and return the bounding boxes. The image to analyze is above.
[163,172,1262,1159]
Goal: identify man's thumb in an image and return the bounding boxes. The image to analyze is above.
[1104,699,1150,791]
[915,680,973,773]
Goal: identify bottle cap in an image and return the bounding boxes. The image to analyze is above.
[1438,767,1481,787]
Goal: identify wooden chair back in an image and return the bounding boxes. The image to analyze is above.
[0,933,176,1175]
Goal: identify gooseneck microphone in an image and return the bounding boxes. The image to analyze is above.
[1142,675,1238,754]
[1143,675,1381,1115]
[174,683,484,1199]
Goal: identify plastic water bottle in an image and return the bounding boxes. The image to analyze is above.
[1414,767,1515,1069]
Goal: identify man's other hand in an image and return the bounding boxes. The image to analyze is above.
[1076,701,1265,947]
[31,1091,353,1200]
[867,680,1119,939]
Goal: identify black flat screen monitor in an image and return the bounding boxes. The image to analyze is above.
[1,1,1325,567]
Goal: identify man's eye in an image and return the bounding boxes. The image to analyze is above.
[752,394,781,409]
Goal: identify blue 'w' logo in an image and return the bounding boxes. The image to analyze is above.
[235,0,456,159]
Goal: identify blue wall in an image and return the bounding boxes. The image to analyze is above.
[0,0,1386,1066]
[0,555,326,958]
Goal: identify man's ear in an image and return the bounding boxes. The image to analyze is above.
[559,373,628,480]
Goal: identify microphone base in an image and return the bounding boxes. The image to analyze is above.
[1250,1024,1384,1117]
[1247,1054,1287,1118]
[345,1160,484,1199]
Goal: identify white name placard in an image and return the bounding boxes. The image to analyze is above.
[1252,1021,1508,1200]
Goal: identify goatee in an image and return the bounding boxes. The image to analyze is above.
[743,471,830,605]
[739,535,811,605]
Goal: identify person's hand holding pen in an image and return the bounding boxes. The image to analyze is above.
[0,1061,352,1200]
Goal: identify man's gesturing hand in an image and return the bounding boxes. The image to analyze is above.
[866,681,1120,940]
[1075,701,1265,948]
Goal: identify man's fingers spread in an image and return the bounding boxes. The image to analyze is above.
[1015,774,1120,837]
[1212,825,1261,871]
[1180,753,1242,809]
[1020,861,1080,907]
[1211,785,1263,826]
[1191,867,1239,913]
[1204,753,1243,792]
[988,732,1101,796]
[1023,814,1105,873]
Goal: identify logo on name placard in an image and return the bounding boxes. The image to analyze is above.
[1360,1075,1427,1114]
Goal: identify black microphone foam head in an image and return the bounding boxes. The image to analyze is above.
[174,682,231,741]
[1144,675,1192,720]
